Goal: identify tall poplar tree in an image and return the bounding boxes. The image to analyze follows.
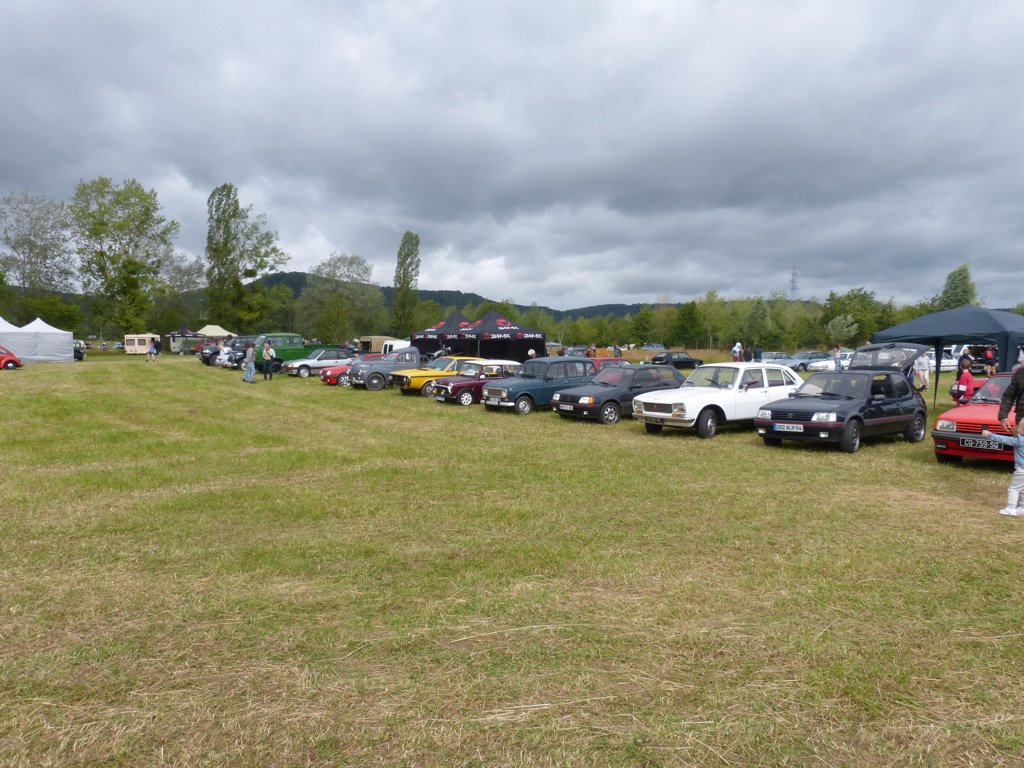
[391,231,420,338]
[934,263,977,311]
[204,183,288,332]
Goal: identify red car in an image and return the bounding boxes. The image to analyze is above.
[932,373,1017,464]
[320,353,384,386]
[433,360,522,405]
[0,345,23,369]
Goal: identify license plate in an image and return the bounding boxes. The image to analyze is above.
[435,396,445,402]
[558,404,573,411]
[646,417,664,424]
[486,398,499,405]
[960,437,1004,450]
[775,423,804,432]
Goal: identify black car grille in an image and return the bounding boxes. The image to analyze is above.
[645,403,673,414]
[434,383,451,395]
[558,394,581,404]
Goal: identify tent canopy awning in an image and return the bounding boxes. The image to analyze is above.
[196,324,235,338]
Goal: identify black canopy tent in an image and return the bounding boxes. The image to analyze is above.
[456,310,546,362]
[409,312,473,356]
[871,305,1024,405]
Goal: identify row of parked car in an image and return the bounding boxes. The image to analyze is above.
[210,341,1013,463]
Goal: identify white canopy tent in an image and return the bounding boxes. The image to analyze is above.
[0,317,74,362]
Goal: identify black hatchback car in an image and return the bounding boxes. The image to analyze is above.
[552,364,685,424]
[649,350,703,370]
[753,342,929,453]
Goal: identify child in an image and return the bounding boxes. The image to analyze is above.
[981,421,1024,516]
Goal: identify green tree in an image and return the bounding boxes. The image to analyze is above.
[391,232,420,337]
[0,192,76,306]
[204,183,288,332]
[476,298,520,321]
[745,297,777,346]
[631,306,654,346]
[824,314,859,345]
[671,301,704,348]
[297,252,383,342]
[69,177,179,333]
[934,263,977,311]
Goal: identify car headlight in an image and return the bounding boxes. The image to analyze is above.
[936,419,957,431]
[757,409,771,419]
[671,403,686,415]
[552,393,561,401]
[633,400,644,412]
[578,396,594,405]
[811,413,837,422]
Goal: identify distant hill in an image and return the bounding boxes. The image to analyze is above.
[255,272,655,320]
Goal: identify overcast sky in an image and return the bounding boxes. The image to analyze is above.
[3,0,1022,311]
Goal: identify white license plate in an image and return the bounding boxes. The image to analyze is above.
[961,437,1004,450]
[646,417,664,424]
[486,398,499,405]
[435,396,445,402]
[558,404,573,411]
[775,423,804,432]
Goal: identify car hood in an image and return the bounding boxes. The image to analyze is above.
[933,402,1003,424]
[635,386,720,404]
[766,395,847,415]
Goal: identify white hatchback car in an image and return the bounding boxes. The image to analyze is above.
[632,362,802,438]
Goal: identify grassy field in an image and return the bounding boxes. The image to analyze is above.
[2,355,1022,767]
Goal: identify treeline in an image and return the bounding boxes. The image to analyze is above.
[1,180,1017,349]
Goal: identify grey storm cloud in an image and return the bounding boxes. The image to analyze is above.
[2,0,1023,310]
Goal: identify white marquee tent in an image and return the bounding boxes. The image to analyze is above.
[0,317,74,362]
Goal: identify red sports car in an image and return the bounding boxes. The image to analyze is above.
[320,353,384,386]
[0,345,23,369]
[932,372,1017,464]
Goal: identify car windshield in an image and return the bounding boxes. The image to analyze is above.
[796,372,870,399]
[592,368,633,386]
[424,357,456,371]
[459,362,484,377]
[970,376,1011,404]
[685,366,737,388]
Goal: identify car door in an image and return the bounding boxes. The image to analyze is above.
[538,362,570,404]
[732,367,773,419]
[862,374,908,437]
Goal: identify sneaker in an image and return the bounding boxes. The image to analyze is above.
[999,508,1021,516]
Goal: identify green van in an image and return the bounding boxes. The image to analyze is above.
[254,333,311,373]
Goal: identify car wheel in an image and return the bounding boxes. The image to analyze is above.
[297,366,310,378]
[904,413,926,443]
[457,389,474,406]
[3,360,16,369]
[696,408,718,439]
[420,381,435,397]
[599,402,620,425]
[338,375,349,386]
[762,437,783,447]
[935,452,962,464]
[797,363,807,372]
[644,423,663,434]
[272,360,283,374]
[514,395,533,415]
[840,419,862,453]
[366,374,386,391]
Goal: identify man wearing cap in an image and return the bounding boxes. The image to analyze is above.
[527,349,537,358]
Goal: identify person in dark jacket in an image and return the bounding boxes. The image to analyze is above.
[998,366,1024,431]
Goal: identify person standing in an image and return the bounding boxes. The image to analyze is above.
[983,346,998,376]
[913,352,932,391]
[742,344,752,362]
[832,343,843,371]
[753,344,762,362]
[262,342,275,380]
[731,341,742,362]
[997,364,1024,431]
[153,336,162,360]
[243,343,256,383]
[981,421,1024,516]
[146,338,155,362]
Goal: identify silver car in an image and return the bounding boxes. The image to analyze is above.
[283,349,354,378]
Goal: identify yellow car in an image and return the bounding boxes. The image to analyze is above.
[387,356,485,396]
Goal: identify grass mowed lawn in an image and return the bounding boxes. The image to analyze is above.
[2,356,1023,766]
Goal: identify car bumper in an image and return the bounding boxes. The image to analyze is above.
[483,397,516,408]
[931,429,1014,461]
[755,420,843,442]
[632,412,696,428]
[555,403,600,418]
